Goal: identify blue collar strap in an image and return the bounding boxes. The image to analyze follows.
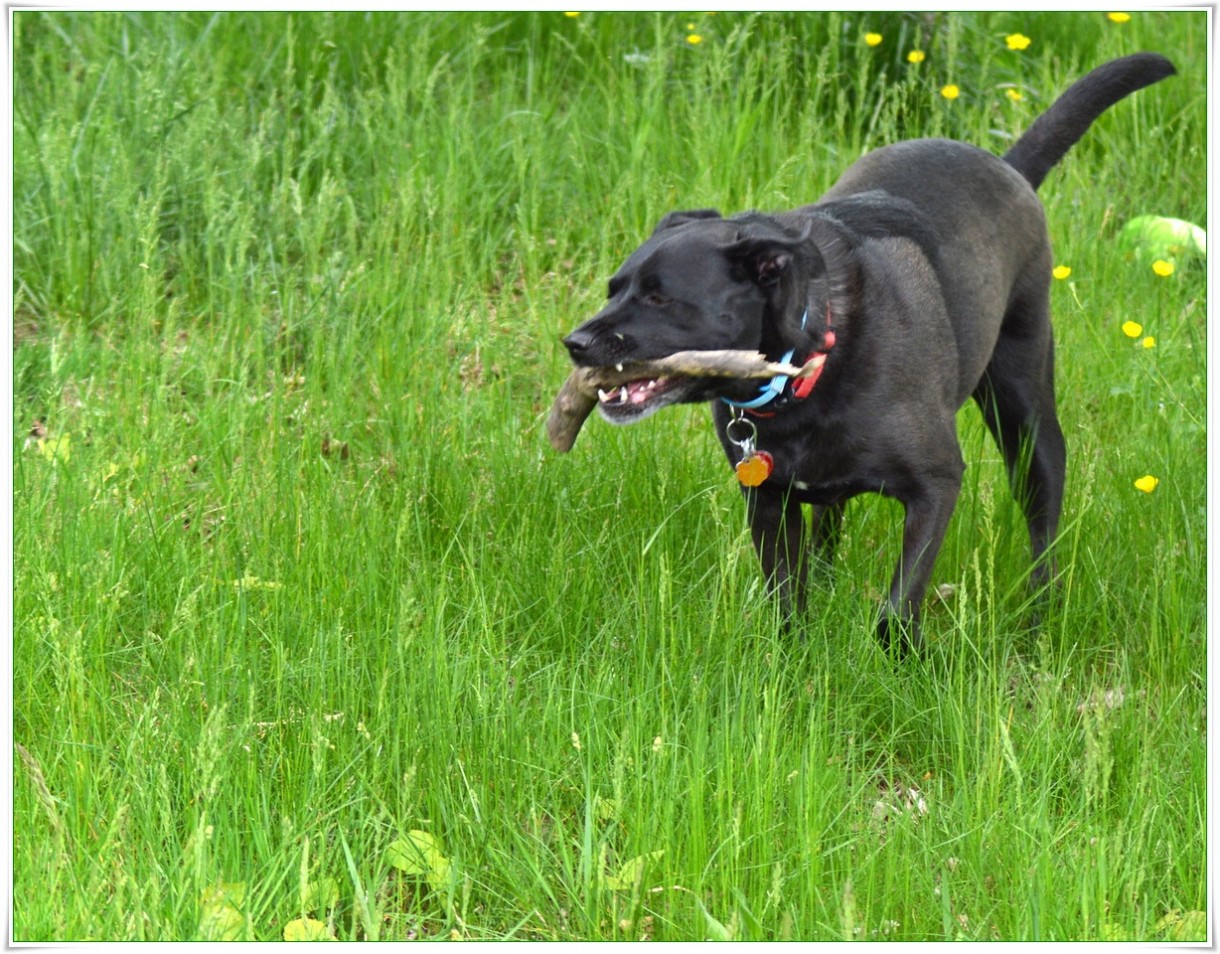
[720,308,808,411]
[721,348,797,409]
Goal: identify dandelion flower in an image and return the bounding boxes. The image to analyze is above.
[1121,320,1143,338]
[1134,475,1159,493]
[564,11,581,16]
[940,84,960,100]
[1107,12,1131,23]
[1142,336,1156,349]
[687,33,703,45]
[907,50,926,64]
[1006,33,1032,51]
[1152,259,1175,277]
[1006,88,1024,102]
[1052,265,1071,280]
[864,32,883,47]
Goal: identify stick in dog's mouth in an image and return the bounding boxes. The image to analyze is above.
[545,350,809,452]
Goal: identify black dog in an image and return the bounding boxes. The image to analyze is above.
[561,54,1175,653]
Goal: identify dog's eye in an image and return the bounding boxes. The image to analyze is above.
[642,292,670,307]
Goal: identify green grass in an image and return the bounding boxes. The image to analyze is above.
[11,10,1208,942]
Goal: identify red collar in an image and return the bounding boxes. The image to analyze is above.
[791,327,837,399]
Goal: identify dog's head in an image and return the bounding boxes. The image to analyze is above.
[563,209,848,424]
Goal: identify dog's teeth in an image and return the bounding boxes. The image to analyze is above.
[615,363,624,372]
[598,380,664,407]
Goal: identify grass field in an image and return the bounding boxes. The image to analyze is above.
[10,9,1209,942]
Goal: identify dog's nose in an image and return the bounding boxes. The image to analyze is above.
[562,326,597,359]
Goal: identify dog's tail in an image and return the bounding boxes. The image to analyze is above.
[1002,53,1176,191]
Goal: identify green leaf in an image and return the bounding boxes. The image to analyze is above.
[386,829,451,891]
[594,795,620,822]
[37,434,72,464]
[602,849,665,891]
[201,881,247,907]
[1118,215,1207,264]
[198,882,251,941]
[284,917,337,941]
[690,893,736,942]
[301,877,340,914]
[1155,909,1207,942]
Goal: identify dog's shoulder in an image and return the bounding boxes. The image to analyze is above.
[804,191,941,265]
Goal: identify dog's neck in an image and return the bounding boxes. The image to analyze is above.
[721,304,836,415]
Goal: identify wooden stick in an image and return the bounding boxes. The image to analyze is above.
[545,350,808,452]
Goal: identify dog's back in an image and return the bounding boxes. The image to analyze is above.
[816,140,1045,400]
[810,52,1176,404]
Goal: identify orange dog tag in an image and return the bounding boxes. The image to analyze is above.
[735,451,774,487]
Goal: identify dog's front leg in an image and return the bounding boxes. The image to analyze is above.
[744,488,808,624]
[879,477,961,656]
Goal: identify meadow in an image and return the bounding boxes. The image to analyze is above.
[10,9,1208,942]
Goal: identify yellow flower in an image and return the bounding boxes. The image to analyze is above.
[1142,336,1157,349]
[687,33,703,45]
[1107,12,1131,23]
[940,84,960,100]
[1006,33,1032,51]
[864,32,883,47]
[1121,320,1143,338]
[1152,259,1175,277]
[1052,265,1071,280]
[907,50,926,64]
[564,11,581,16]
[1133,475,1159,493]
[1006,88,1024,102]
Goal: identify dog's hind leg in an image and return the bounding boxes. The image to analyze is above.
[972,332,1067,591]
[880,474,962,656]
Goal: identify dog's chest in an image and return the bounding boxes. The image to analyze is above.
[769,453,889,505]
[722,418,890,504]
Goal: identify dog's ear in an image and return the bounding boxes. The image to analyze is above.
[726,224,843,355]
[725,235,804,287]
[652,209,723,234]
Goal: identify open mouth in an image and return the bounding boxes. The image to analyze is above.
[594,374,699,424]
[548,349,807,451]
[597,376,671,409]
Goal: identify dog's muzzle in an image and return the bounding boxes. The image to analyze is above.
[562,324,637,366]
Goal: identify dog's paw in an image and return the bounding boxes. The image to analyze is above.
[876,613,923,660]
